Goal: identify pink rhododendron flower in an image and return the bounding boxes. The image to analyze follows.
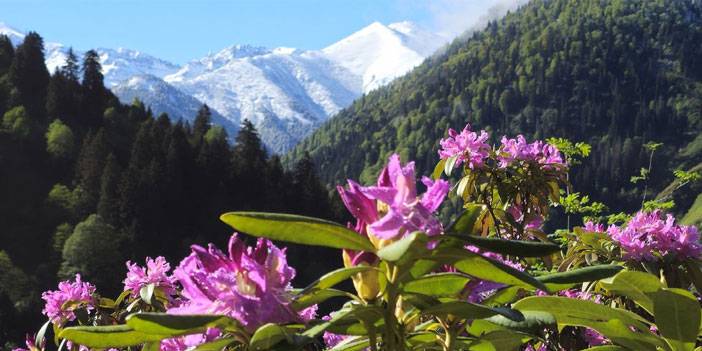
[168,234,305,332]
[438,124,491,169]
[41,274,96,326]
[123,256,177,298]
[498,135,565,168]
[506,205,544,232]
[12,335,43,351]
[322,315,349,349]
[608,210,701,261]
[160,328,220,351]
[584,221,606,233]
[338,154,449,240]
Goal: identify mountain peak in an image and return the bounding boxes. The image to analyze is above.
[322,20,447,92]
[0,22,25,44]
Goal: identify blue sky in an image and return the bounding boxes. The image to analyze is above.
[1,0,515,64]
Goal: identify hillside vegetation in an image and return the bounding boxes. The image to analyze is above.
[287,0,702,217]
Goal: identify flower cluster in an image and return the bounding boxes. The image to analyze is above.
[160,328,221,351]
[168,233,310,332]
[606,210,702,261]
[41,274,96,326]
[583,220,606,233]
[438,124,491,169]
[498,135,565,168]
[337,154,450,244]
[123,256,177,299]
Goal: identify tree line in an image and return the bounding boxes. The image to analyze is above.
[0,32,345,345]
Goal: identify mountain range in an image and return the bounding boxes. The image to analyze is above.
[0,21,449,152]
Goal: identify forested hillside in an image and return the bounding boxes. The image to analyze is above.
[287,0,702,220]
[0,33,342,343]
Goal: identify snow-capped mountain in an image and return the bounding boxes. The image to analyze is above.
[112,74,237,135]
[323,21,447,92]
[1,21,449,153]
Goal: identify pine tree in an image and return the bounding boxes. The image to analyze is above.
[9,32,50,117]
[61,48,80,83]
[97,153,122,225]
[75,129,108,206]
[81,50,107,124]
[0,34,14,76]
[231,120,268,207]
[191,104,211,147]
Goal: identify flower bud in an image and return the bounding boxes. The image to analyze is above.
[343,249,381,301]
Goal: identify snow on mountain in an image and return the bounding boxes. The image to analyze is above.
[322,21,449,92]
[112,74,237,135]
[162,47,358,152]
[2,21,448,153]
[0,22,24,45]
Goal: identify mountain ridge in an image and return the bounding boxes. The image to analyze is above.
[1,21,449,153]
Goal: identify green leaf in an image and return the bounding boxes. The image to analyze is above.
[330,336,370,351]
[291,288,354,310]
[513,296,666,351]
[468,330,531,351]
[422,301,524,321]
[445,155,458,176]
[376,231,428,263]
[301,266,375,293]
[600,270,663,315]
[191,337,238,351]
[432,159,446,180]
[126,313,240,336]
[141,342,160,351]
[58,325,166,348]
[486,311,556,332]
[402,272,470,297]
[481,286,523,306]
[651,288,700,351]
[452,236,561,258]
[581,347,628,351]
[140,283,155,305]
[220,212,375,252]
[451,250,548,291]
[537,265,623,291]
[249,324,292,350]
[446,204,485,237]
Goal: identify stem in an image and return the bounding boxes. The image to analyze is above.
[383,264,405,351]
[641,148,655,209]
[444,323,457,351]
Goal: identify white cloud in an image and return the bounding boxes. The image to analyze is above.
[402,0,527,38]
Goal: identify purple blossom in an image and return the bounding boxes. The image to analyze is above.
[168,234,304,332]
[506,205,544,233]
[12,335,43,351]
[160,328,220,351]
[498,135,565,168]
[438,124,491,169]
[608,210,702,261]
[322,315,348,349]
[41,274,96,326]
[353,154,450,240]
[583,221,606,233]
[123,256,177,299]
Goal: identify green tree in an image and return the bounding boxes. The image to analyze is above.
[0,34,14,76]
[45,119,75,159]
[60,214,128,295]
[81,50,107,123]
[2,106,30,138]
[97,153,122,225]
[9,32,49,117]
